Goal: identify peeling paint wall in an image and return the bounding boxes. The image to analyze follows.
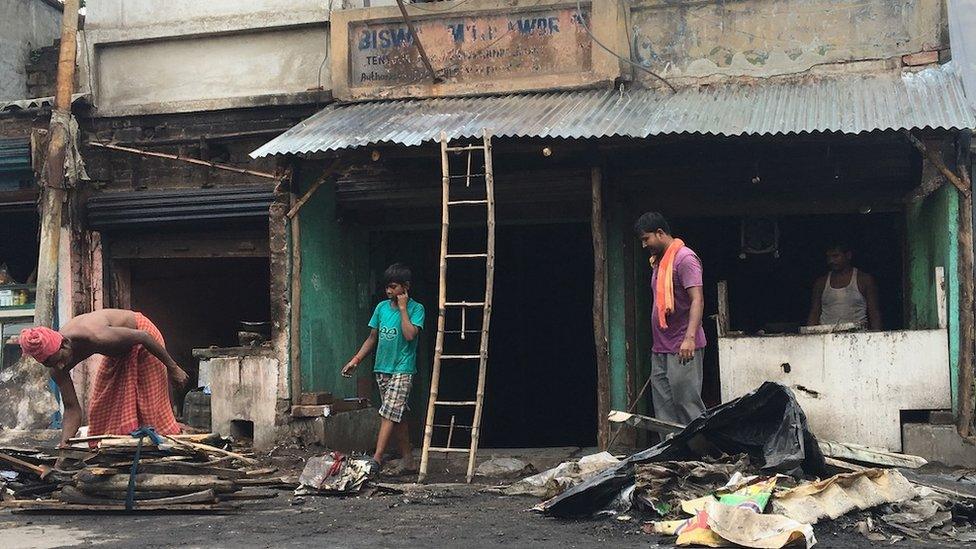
[907,181,960,412]
[719,328,952,451]
[81,0,332,116]
[296,165,371,395]
[629,0,947,83]
[328,0,623,100]
[0,0,61,101]
[207,353,279,449]
[0,357,59,430]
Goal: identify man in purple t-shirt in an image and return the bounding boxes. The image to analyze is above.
[635,212,707,425]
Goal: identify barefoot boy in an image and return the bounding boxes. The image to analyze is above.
[342,263,425,473]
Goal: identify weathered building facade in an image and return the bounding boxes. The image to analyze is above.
[254,0,976,461]
[0,0,61,101]
[64,0,345,447]
[0,0,65,430]
[4,0,975,464]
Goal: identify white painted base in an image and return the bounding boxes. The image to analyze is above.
[719,329,951,451]
[206,356,279,450]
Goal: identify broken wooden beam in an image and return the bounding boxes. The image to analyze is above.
[60,486,219,506]
[607,410,686,435]
[0,451,54,479]
[161,436,258,465]
[5,500,235,514]
[298,392,335,406]
[818,440,927,469]
[291,398,369,418]
[75,471,238,493]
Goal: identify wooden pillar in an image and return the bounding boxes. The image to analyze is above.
[288,190,303,405]
[956,133,975,437]
[35,0,80,327]
[591,166,610,450]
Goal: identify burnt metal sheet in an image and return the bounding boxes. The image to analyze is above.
[0,93,88,113]
[251,64,975,158]
[0,138,32,191]
[87,185,274,230]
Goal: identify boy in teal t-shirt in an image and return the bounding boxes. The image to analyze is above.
[342,263,425,473]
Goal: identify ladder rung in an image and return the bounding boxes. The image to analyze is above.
[438,354,484,360]
[433,424,473,430]
[445,302,485,307]
[444,330,481,334]
[435,401,477,406]
[446,145,485,152]
[448,174,486,179]
[428,447,471,453]
[445,253,488,259]
[447,200,488,205]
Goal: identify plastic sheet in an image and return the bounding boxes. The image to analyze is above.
[542,382,825,518]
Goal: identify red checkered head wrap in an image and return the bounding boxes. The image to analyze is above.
[19,327,64,363]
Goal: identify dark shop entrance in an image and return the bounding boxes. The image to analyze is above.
[370,222,598,449]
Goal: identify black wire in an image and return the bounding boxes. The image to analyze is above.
[575,0,676,93]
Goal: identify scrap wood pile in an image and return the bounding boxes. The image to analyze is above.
[507,382,976,548]
[0,432,294,513]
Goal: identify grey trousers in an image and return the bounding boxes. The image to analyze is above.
[650,350,706,426]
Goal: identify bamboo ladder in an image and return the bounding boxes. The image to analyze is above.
[418,129,496,483]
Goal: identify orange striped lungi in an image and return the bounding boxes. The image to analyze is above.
[86,313,180,436]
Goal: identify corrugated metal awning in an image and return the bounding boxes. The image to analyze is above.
[252,64,975,158]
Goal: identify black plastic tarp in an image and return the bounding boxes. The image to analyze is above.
[541,382,826,518]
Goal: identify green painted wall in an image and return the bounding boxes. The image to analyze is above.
[607,191,630,411]
[633,236,653,416]
[297,175,370,395]
[906,184,960,412]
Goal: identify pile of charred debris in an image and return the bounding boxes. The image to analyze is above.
[4,381,976,548]
[508,382,976,547]
[0,430,293,513]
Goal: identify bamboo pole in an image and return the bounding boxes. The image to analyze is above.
[394,0,440,83]
[34,0,80,327]
[466,129,495,483]
[286,160,343,218]
[903,131,971,196]
[419,132,451,483]
[88,142,280,180]
[591,166,611,450]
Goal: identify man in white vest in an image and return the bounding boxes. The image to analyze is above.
[806,242,882,330]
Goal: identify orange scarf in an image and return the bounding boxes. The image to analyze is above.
[652,238,685,329]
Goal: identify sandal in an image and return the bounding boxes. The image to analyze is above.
[366,458,382,476]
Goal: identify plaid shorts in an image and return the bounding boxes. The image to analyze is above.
[376,373,413,423]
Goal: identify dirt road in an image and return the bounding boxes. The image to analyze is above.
[2,489,962,548]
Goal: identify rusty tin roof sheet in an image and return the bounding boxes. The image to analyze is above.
[252,64,975,157]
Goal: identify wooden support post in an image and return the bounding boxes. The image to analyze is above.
[591,166,610,450]
[289,190,303,405]
[34,0,80,327]
[956,136,975,438]
[108,260,131,310]
[716,281,730,337]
